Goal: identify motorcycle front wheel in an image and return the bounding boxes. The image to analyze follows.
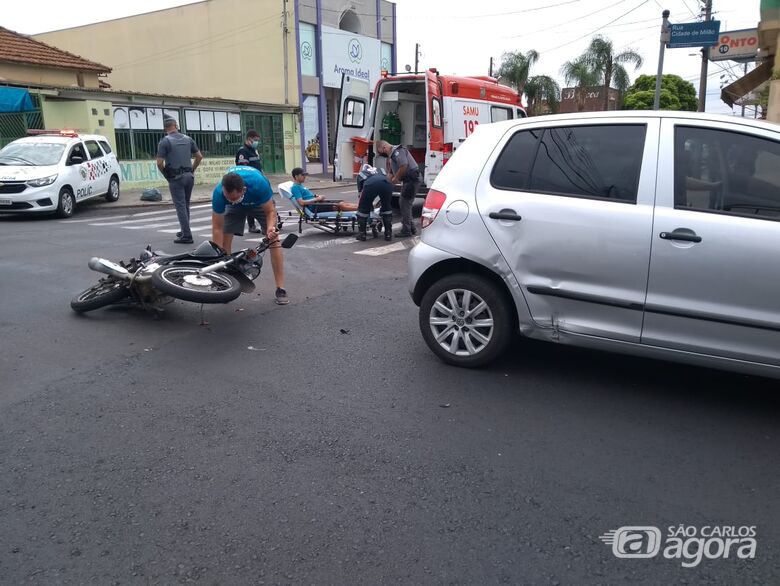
[71,279,130,313]
[151,266,242,304]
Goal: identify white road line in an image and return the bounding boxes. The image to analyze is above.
[123,218,213,230]
[354,236,419,256]
[59,203,211,223]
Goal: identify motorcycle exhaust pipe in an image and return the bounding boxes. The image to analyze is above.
[88,257,131,280]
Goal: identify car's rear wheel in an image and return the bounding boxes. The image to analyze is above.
[419,273,513,368]
[56,187,75,218]
[105,175,120,202]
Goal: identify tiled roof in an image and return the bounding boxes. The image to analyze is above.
[0,26,111,73]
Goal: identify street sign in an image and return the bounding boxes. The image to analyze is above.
[668,21,721,48]
[708,28,759,62]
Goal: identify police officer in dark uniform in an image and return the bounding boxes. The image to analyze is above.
[376,140,421,237]
[156,116,203,243]
[355,164,393,242]
[235,129,263,232]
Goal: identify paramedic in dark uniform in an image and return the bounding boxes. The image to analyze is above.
[156,115,203,243]
[235,129,263,233]
[376,140,421,237]
[355,164,393,242]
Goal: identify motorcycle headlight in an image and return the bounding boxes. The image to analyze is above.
[27,174,58,187]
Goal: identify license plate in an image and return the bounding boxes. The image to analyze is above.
[0,199,11,205]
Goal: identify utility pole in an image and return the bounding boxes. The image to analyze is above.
[414,43,420,74]
[697,0,713,112]
[654,10,671,110]
[282,0,290,105]
[741,61,748,117]
[489,57,494,78]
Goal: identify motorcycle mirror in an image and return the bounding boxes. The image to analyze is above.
[281,233,298,249]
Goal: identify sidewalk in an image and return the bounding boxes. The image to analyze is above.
[113,172,355,209]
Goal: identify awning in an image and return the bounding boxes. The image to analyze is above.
[0,87,35,113]
[721,60,773,107]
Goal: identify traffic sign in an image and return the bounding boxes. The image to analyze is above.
[668,21,721,48]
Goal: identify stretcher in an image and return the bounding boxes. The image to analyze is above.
[277,181,384,237]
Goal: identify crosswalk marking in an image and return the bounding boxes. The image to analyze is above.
[354,236,420,256]
[59,203,212,223]
[72,207,415,256]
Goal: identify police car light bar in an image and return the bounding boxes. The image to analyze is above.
[26,129,80,137]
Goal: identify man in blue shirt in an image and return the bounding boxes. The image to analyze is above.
[290,167,358,213]
[211,166,289,305]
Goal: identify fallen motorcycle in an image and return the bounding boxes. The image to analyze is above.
[70,234,298,314]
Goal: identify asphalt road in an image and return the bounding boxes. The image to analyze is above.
[0,196,778,585]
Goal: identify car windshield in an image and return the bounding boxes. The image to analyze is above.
[0,142,66,166]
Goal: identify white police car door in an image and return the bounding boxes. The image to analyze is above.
[64,142,92,200]
[334,74,371,181]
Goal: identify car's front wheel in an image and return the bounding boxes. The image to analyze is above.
[105,175,120,202]
[419,273,514,368]
[56,187,75,218]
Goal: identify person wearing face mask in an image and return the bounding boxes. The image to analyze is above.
[235,130,264,233]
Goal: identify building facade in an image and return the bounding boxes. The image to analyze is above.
[35,0,397,174]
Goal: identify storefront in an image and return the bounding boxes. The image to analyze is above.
[296,0,397,172]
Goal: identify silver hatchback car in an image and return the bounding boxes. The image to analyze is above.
[408,111,780,378]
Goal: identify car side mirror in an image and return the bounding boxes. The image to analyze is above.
[69,155,84,165]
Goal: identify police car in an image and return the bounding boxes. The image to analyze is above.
[0,130,121,218]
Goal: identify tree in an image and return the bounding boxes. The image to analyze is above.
[623,74,697,111]
[582,36,643,110]
[497,50,540,96]
[560,57,598,112]
[524,75,561,115]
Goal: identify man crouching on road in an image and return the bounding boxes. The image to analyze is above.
[211,167,289,305]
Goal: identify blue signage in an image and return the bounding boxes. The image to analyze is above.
[668,21,721,48]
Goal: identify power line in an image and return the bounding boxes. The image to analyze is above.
[111,13,280,70]
[541,0,651,54]
[506,0,633,39]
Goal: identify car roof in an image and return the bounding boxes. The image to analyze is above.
[8,134,110,144]
[504,110,778,132]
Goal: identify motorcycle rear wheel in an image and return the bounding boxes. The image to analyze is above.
[151,266,242,304]
[71,279,130,313]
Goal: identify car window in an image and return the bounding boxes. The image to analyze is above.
[0,142,66,166]
[342,98,366,128]
[85,140,103,159]
[98,140,112,154]
[491,128,542,190]
[674,125,780,221]
[69,143,87,162]
[528,125,646,203]
[491,106,512,122]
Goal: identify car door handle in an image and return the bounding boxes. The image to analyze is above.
[659,229,702,243]
[489,211,522,222]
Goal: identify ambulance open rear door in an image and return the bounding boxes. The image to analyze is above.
[333,74,371,182]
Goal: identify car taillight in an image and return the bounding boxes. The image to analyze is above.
[442,143,453,166]
[421,189,447,228]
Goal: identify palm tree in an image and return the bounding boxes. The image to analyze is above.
[582,36,643,110]
[560,57,597,112]
[524,75,561,115]
[496,50,540,96]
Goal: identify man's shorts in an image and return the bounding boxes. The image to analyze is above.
[224,204,267,236]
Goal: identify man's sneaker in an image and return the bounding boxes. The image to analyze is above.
[394,230,412,238]
[248,226,262,233]
[275,287,290,305]
[174,236,193,244]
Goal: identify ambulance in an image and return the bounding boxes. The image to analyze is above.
[334,68,526,193]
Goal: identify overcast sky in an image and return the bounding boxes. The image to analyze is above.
[3,0,762,115]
